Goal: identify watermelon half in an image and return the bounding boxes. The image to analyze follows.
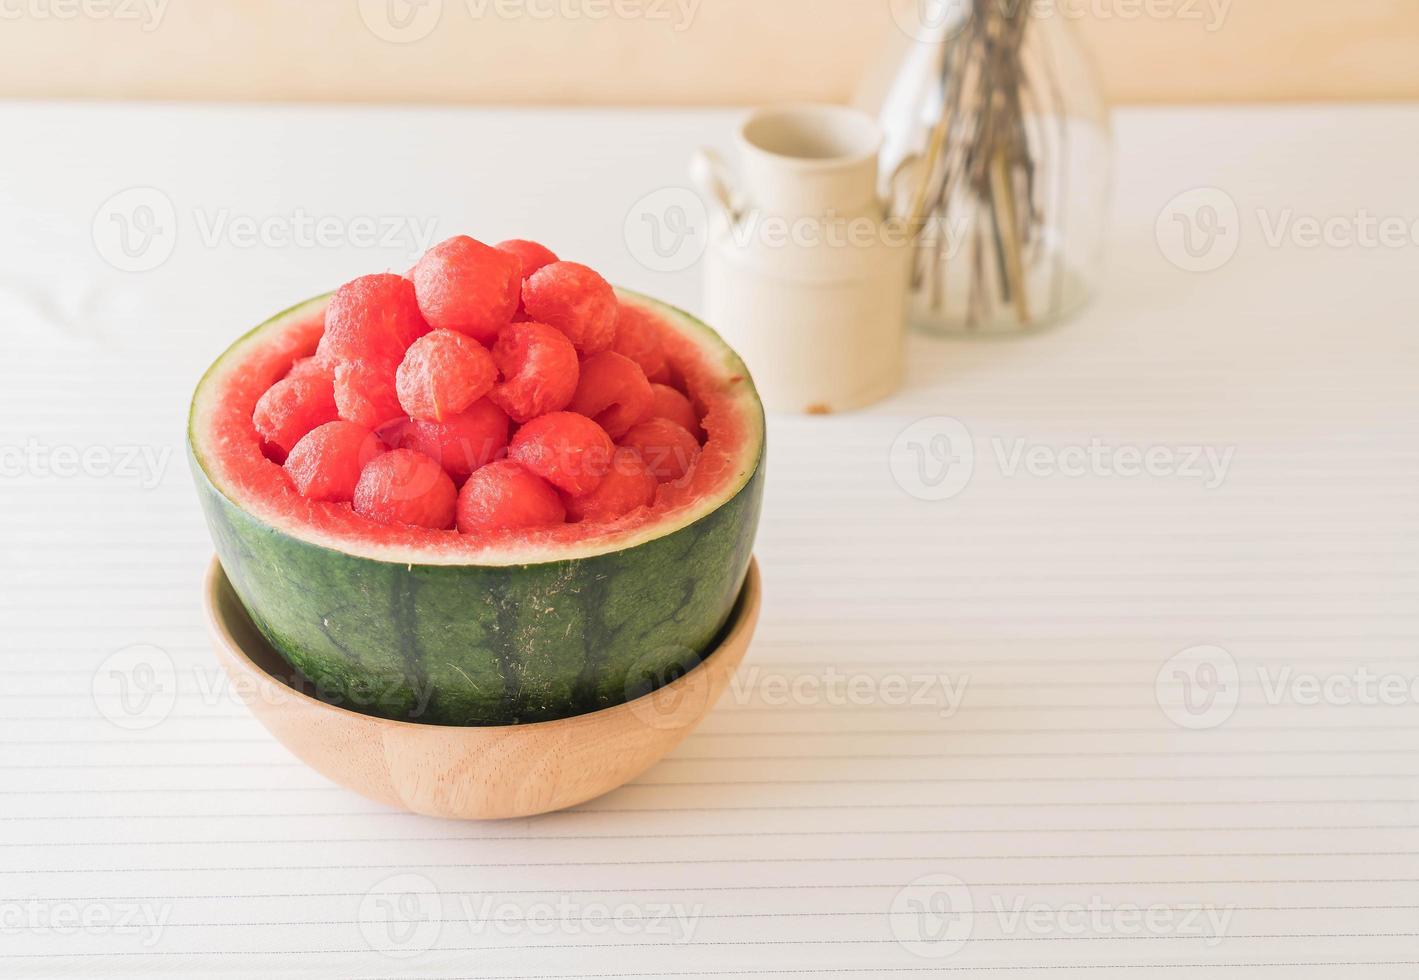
[189,290,764,726]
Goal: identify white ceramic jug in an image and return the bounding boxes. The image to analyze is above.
[693,104,914,414]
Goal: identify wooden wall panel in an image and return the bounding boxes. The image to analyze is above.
[0,0,1414,104]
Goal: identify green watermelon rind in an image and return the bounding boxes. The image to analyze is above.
[188,292,765,727]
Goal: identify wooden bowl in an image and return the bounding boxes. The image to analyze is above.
[202,556,761,819]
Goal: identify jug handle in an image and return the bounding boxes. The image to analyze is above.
[690,147,742,225]
[882,152,923,225]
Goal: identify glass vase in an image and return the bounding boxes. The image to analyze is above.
[858,0,1113,335]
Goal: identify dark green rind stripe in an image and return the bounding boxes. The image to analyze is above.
[192,452,763,727]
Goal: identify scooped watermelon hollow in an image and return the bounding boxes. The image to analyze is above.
[189,289,764,726]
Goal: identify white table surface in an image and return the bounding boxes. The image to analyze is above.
[1,102,1418,978]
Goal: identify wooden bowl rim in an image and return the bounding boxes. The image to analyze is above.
[203,555,761,734]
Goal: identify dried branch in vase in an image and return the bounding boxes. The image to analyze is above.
[886,0,1110,334]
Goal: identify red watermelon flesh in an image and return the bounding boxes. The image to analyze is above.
[568,351,654,439]
[489,320,579,423]
[319,274,428,366]
[621,417,700,485]
[218,238,760,547]
[508,411,614,497]
[353,448,457,530]
[456,459,566,534]
[611,301,671,384]
[647,383,702,442]
[285,356,329,383]
[333,359,404,431]
[382,398,510,484]
[497,239,559,279]
[521,262,618,355]
[284,421,388,503]
[412,236,521,344]
[396,329,497,422]
[253,372,339,461]
[561,448,658,524]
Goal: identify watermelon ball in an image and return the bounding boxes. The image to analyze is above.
[560,448,657,524]
[456,459,566,535]
[382,397,509,484]
[520,261,618,355]
[411,236,521,344]
[488,320,580,423]
[319,274,429,366]
[284,421,387,503]
[333,359,404,430]
[611,302,670,384]
[568,351,654,439]
[496,239,558,280]
[508,411,614,496]
[621,417,700,484]
[395,329,497,423]
[352,448,457,530]
[253,372,340,462]
[647,383,702,442]
[285,355,330,382]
